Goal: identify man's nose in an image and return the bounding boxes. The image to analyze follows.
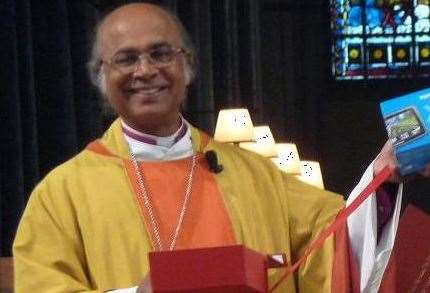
[132,56,158,78]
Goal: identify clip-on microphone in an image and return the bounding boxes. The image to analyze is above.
[204,150,224,173]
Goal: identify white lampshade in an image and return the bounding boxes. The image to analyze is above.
[214,108,254,143]
[239,125,277,157]
[271,143,301,174]
[254,126,276,145]
[295,161,324,189]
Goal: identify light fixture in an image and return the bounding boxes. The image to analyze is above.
[270,143,301,174]
[239,125,277,157]
[295,161,324,189]
[214,108,254,143]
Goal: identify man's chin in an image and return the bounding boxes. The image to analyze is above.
[130,105,175,121]
[124,108,179,134]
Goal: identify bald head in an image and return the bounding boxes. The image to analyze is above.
[98,4,181,58]
[100,3,174,27]
[88,3,196,89]
[87,3,196,135]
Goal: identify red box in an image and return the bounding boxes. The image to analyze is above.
[149,245,269,293]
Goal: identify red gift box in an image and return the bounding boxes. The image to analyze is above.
[149,245,284,293]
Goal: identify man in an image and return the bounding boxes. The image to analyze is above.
[12,3,420,292]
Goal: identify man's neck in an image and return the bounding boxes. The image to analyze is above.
[122,117,194,161]
[121,117,187,147]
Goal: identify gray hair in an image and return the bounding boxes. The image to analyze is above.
[87,4,197,92]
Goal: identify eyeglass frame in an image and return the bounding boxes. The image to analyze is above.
[101,45,188,75]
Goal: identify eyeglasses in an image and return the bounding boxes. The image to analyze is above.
[103,46,186,74]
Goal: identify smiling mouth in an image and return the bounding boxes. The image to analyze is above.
[128,86,168,97]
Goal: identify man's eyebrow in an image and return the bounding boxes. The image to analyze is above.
[114,42,173,55]
[114,48,140,55]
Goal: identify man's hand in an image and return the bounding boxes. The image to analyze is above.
[422,164,430,177]
[373,140,401,182]
[374,140,430,182]
[137,274,152,293]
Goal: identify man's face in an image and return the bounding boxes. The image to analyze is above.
[98,5,190,133]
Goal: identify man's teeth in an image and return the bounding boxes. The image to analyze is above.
[135,87,163,94]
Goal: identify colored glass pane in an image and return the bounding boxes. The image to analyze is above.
[331,0,364,35]
[331,0,430,79]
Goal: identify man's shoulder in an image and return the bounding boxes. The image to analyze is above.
[36,145,120,190]
[202,138,291,195]
[208,139,278,171]
[205,137,344,198]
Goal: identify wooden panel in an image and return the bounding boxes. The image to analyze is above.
[0,257,14,292]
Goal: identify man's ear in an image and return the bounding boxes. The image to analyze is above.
[184,65,193,86]
[99,71,108,95]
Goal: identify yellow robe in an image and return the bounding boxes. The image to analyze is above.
[13,120,345,292]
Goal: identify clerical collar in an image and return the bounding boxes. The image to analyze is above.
[121,118,194,161]
[121,118,188,148]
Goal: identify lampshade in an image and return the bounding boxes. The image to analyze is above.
[239,126,277,157]
[214,108,254,143]
[270,143,301,174]
[295,161,324,189]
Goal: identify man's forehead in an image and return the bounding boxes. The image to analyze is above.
[98,4,182,52]
[101,3,176,28]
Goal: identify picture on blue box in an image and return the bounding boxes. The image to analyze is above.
[384,107,426,146]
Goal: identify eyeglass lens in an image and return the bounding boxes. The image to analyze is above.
[110,46,181,73]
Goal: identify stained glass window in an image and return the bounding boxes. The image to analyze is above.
[331,0,430,79]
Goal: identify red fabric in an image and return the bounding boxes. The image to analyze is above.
[379,204,430,292]
[332,224,360,293]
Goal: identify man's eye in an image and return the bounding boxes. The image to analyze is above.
[150,48,174,62]
[113,54,139,66]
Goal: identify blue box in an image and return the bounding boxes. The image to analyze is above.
[380,88,430,175]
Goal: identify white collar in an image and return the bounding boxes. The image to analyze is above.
[121,118,188,148]
[121,119,194,161]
